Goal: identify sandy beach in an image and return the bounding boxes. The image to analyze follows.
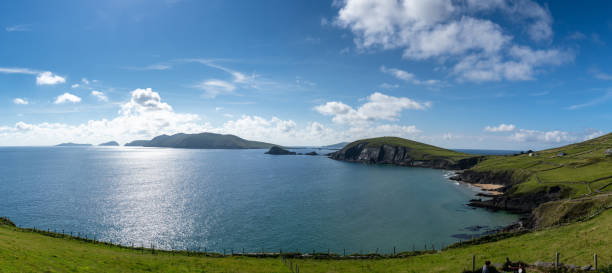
[472,183,504,195]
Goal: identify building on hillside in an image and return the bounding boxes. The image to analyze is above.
[557,152,567,157]
[606,148,612,156]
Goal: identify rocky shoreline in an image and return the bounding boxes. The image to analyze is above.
[449,169,567,229]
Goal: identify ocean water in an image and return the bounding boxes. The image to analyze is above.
[0,147,517,253]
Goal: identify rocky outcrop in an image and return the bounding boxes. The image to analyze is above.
[329,143,483,170]
[265,146,296,155]
[450,170,520,186]
[451,169,563,214]
[468,188,565,214]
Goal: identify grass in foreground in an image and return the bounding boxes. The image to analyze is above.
[2,209,612,272]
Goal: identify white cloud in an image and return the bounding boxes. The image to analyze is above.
[71,83,80,88]
[484,123,515,132]
[81,78,90,85]
[315,92,430,126]
[509,129,575,143]
[195,79,236,98]
[120,88,172,115]
[13,98,29,105]
[37,71,66,85]
[584,130,604,141]
[91,90,108,102]
[54,93,82,104]
[334,0,569,82]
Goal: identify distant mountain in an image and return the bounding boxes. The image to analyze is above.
[124,140,150,146]
[98,141,119,146]
[125,133,276,149]
[321,142,349,149]
[56,143,92,147]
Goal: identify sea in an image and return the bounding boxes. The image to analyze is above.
[0,146,519,254]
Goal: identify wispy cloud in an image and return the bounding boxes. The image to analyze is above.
[91,90,108,102]
[566,90,612,110]
[5,24,31,32]
[123,63,172,71]
[380,66,443,86]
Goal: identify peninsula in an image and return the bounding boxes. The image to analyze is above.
[124,132,276,149]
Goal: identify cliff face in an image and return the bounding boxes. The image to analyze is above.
[330,143,483,170]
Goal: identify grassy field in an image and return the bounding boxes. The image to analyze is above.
[2,208,612,272]
[471,133,612,199]
[343,136,474,162]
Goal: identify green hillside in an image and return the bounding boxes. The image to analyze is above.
[472,133,612,199]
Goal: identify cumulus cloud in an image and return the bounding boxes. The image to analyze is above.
[91,90,108,102]
[315,92,430,126]
[334,0,570,82]
[484,123,515,132]
[71,83,80,88]
[13,98,29,105]
[37,71,66,85]
[54,93,81,104]
[120,88,172,115]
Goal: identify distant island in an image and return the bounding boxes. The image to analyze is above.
[98,141,119,146]
[124,140,150,146]
[124,132,276,149]
[264,146,296,155]
[55,143,92,147]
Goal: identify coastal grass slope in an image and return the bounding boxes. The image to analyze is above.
[472,133,612,199]
[2,209,612,272]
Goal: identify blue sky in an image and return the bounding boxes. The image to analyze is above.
[1,0,611,149]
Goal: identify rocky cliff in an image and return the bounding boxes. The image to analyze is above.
[329,140,483,170]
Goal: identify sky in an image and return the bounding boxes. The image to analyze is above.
[1,0,611,149]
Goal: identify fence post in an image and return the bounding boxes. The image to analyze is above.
[393,246,396,256]
[343,248,346,257]
[594,253,598,270]
[472,255,475,272]
[555,252,559,269]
